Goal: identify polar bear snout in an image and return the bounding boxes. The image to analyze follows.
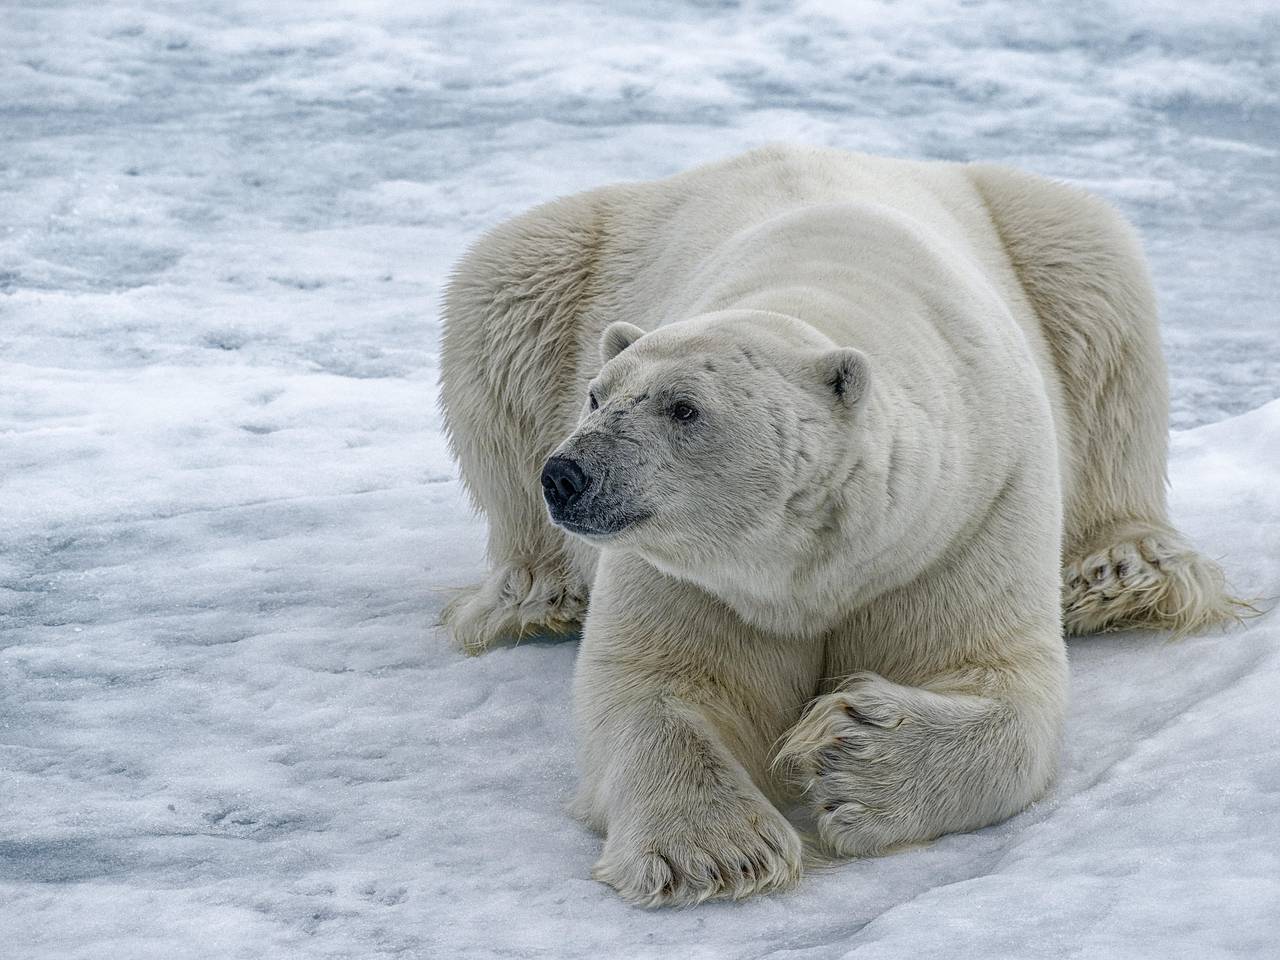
[540,446,650,540]
[541,455,590,512]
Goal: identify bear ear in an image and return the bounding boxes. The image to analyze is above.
[600,321,646,363]
[814,347,870,407]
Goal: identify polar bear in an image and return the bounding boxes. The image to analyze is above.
[439,146,1237,906]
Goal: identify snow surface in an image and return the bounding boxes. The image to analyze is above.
[1,1,1278,958]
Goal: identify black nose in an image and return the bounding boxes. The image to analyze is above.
[541,456,590,512]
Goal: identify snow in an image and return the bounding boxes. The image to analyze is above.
[1,1,1277,957]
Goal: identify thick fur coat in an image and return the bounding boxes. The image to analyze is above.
[439,146,1236,906]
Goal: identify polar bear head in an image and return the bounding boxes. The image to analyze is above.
[541,311,871,572]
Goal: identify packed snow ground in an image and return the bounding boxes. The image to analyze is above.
[2,2,1278,958]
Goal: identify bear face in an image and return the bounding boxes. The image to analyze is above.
[541,311,871,578]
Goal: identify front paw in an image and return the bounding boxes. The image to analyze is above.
[777,672,930,857]
[592,801,803,907]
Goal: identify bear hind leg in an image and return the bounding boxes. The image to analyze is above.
[969,163,1244,637]
[439,191,606,654]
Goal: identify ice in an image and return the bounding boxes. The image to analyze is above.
[2,1,1277,957]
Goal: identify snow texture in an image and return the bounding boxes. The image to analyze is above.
[1,2,1277,958]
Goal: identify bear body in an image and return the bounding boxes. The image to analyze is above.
[440,146,1236,905]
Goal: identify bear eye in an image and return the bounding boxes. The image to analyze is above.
[588,391,598,411]
[670,402,698,423]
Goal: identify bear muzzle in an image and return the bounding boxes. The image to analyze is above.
[540,454,648,538]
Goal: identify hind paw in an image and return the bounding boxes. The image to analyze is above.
[443,563,587,655]
[1069,537,1171,597]
[1062,530,1233,635]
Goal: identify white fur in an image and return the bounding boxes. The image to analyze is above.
[439,146,1237,905]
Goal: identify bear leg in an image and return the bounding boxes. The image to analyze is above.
[574,553,813,905]
[439,189,610,653]
[584,696,804,907]
[776,668,1062,857]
